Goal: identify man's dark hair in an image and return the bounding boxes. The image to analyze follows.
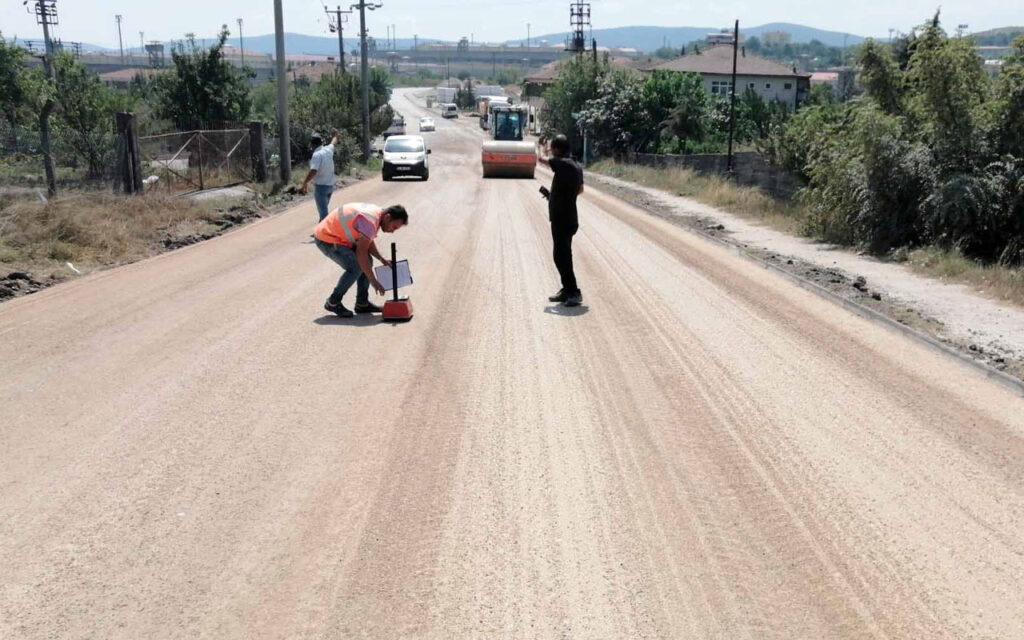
[310,133,323,148]
[384,204,409,224]
[550,134,570,154]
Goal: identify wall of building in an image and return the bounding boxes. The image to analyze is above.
[702,73,801,108]
[630,151,804,200]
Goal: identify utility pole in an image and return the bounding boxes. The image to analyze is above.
[35,0,58,197]
[273,0,291,182]
[325,6,352,70]
[237,18,245,69]
[726,19,739,175]
[351,0,383,160]
[139,31,144,55]
[115,14,124,64]
[527,23,530,49]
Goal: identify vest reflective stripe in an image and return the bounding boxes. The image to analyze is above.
[314,203,381,246]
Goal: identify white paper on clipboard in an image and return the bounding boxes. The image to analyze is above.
[374,260,413,289]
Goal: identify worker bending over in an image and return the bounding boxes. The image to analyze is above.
[538,134,584,307]
[314,203,409,318]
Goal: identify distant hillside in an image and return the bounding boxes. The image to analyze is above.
[63,22,874,58]
[971,27,1024,47]
[526,23,867,52]
[70,34,442,56]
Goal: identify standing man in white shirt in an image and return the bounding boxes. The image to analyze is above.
[300,132,337,221]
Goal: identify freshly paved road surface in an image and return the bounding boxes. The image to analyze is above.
[2,89,1023,639]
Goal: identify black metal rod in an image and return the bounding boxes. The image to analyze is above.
[391,242,398,301]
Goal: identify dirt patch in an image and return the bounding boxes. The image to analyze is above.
[589,171,1024,382]
[1,165,375,304]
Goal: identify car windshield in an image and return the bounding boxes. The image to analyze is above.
[385,139,425,153]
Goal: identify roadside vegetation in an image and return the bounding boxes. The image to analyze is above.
[548,12,1024,306]
[1,26,397,294]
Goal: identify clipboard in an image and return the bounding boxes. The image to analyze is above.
[374,260,413,289]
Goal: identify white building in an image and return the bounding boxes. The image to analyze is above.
[641,44,811,109]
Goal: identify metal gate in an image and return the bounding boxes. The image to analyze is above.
[138,128,252,193]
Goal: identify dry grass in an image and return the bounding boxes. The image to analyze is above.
[589,159,808,235]
[0,191,226,279]
[904,247,1024,308]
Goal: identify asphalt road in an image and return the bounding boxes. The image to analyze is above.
[2,88,1023,639]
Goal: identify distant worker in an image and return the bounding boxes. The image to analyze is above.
[314,203,409,318]
[300,132,337,221]
[538,134,584,307]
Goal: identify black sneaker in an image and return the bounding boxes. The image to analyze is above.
[548,289,568,303]
[563,291,583,307]
[354,301,383,314]
[325,299,353,318]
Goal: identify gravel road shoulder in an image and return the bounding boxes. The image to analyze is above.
[590,171,1024,381]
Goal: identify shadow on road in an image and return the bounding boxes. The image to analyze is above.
[313,314,384,327]
[543,305,590,317]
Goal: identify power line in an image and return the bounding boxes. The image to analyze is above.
[324,5,352,69]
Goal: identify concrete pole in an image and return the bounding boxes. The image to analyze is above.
[115,15,125,64]
[726,20,739,175]
[273,0,291,182]
[358,1,371,160]
[238,18,245,69]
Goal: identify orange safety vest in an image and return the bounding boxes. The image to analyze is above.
[314,203,382,247]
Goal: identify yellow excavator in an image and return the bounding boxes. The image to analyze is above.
[481,103,536,178]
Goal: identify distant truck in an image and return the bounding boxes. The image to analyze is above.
[476,96,510,129]
[383,115,406,139]
[435,86,458,104]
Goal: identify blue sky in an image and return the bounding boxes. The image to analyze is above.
[1,0,1016,48]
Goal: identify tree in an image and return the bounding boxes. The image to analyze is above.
[51,52,134,179]
[987,36,1024,158]
[638,70,702,150]
[578,69,650,158]
[856,39,905,115]
[150,26,251,129]
[289,68,393,167]
[653,46,678,60]
[642,70,707,152]
[0,34,29,149]
[540,55,606,156]
[905,12,990,170]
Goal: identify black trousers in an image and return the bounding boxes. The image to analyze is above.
[551,221,579,293]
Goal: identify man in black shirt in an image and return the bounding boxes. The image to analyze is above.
[537,135,584,307]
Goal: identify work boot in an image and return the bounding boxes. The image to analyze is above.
[563,290,583,307]
[548,289,568,303]
[325,299,353,318]
[354,301,383,314]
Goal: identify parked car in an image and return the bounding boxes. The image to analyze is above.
[381,135,431,181]
[418,117,436,132]
[440,103,459,119]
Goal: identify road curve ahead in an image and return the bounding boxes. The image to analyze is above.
[2,88,1023,639]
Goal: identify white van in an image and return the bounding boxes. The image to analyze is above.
[440,103,459,119]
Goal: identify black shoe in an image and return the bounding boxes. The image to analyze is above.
[563,290,583,307]
[548,289,568,303]
[325,299,353,318]
[354,301,383,314]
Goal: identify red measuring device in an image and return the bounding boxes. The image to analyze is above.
[381,242,413,322]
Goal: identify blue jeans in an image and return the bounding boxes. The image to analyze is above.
[314,184,334,221]
[316,239,370,306]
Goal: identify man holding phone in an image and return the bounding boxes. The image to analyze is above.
[537,134,585,307]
